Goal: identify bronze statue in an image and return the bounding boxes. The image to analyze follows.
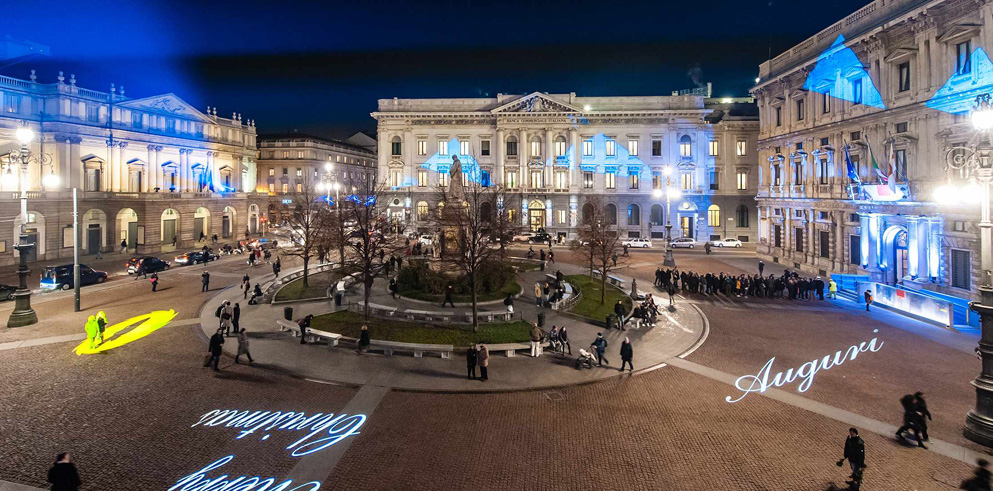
[448,155,464,200]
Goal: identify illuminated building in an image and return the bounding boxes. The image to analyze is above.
[256,133,376,222]
[0,71,265,265]
[752,0,991,300]
[372,90,758,242]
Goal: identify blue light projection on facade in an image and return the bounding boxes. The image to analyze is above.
[419,138,483,185]
[926,47,993,114]
[803,35,886,109]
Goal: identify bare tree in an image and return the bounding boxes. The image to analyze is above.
[340,180,390,320]
[574,197,622,304]
[279,173,333,288]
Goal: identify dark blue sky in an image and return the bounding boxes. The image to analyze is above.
[2,0,871,138]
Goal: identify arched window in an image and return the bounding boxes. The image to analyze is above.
[416,201,429,221]
[506,136,518,156]
[582,203,594,224]
[480,201,492,222]
[554,136,567,157]
[736,205,749,228]
[604,203,617,225]
[650,204,664,226]
[707,204,721,226]
[627,204,640,226]
[391,136,402,156]
[530,137,542,159]
[679,135,692,157]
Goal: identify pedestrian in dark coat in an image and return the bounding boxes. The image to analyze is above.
[298,314,314,345]
[619,337,633,372]
[232,303,241,334]
[477,344,489,381]
[47,453,81,491]
[613,300,627,329]
[466,346,477,379]
[357,325,370,355]
[592,333,608,366]
[150,272,159,292]
[235,329,253,364]
[841,428,865,487]
[208,329,224,371]
[814,277,825,300]
[864,290,873,311]
[559,326,572,354]
[666,282,676,306]
[896,393,926,448]
[915,391,932,441]
[201,271,210,292]
[442,284,455,307]
[961,459,992,491]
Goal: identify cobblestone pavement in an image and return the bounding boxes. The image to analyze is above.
[0,242,989,490]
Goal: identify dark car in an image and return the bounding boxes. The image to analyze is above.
[529,230,552,243]
[127,256,171,274]
[174,250,217,265]
[40,264,107,291]
[0,284,16,301]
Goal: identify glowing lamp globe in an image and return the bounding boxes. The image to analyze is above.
[933,184,956,204]
[670,188,682,199]
[653,189,663,199]
[972,107,993,131]
[15,127,34,145]
[42,172,60,189]
[663,167,673,176]
[2,170,17,188]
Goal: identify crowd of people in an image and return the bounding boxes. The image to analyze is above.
[652,264,838,302]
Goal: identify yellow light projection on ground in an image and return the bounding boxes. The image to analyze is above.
[74,310,178,355]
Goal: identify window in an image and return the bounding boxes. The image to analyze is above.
[852,78,863,105]
[417,140,427,156]
[773,164,782,186]
[627,139,639,156]
[736,140,747,156]
[389,170,402,188]
[956,41,972,75]
[557,209,567,224]
[506,137,518,156]
[391,138,402,156]
[650,205,664,226]
[606,139,616,157]
[953,221,967,232]
[895,149,907,182]
[297,150,305,159]
[438,140,448,156]
[707,205,720,226]
[895,122,908,133]
[819,159,828,185]
[605,172,616,189]
[709,170,718,190]
[818,211,828,220]
[555,170,568,189]
[819,231,830,258]
[282,167,288,175]
[794,162,803,184]
[268,183,275,193]
[952,249,971,289]
[583,171,594,189]
[268,168,275,177]
[460,140,470,156]
[774,225,782,247]
[4,94,21,113]
[820,137,829,146]
[775,107,782,126]
[505,170,518,188]
[850,131,861,141]
[627,204,641,226]
[629,171,639,189]
[679,135,692,157]
[795,228,804,252]
[296,168,303,177]
[87,104,99,122]
[605,204,617,225]
[898,62,911,92]
[796,99,805,121]
[296,183,303,193]
[481,140,490,156]
[850,235,861,265]
[709,140,719,156]
[555,138,567,157]
[822,93,831,114]
[681,172,693,190]
[652,139,662,157]
[583,139,593,157]
[530,170,542,188]
[530,140,542,158]
[481,170,490,187]
[132,112,143,129]
[417,202,429,221]
[439,171,449,187]
[281,183,289,193]
[417,170,427,187]
[736,205,749,228]
[507,209,517,222]
[737,171,748,190]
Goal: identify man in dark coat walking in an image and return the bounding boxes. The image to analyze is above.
[613,300,627,330]
[466,346,477,379]
[201,271,210,292]
[619,337,633,372]
[208,328,224,371]
[592,333,608,367]
[896,393,926,448]
[961,459,992,491]
[47,452,81,491]
[915,391,932,441]
[841,427,865,488]
[442,284,455,307]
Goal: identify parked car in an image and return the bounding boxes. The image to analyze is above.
[530,230,552,244]
[512,232,535,242]
[418,234,434,246]
[710,238,743,248]
[127,256,172,274]
[0,284,16,301]
[40,264,107,291]
[621,238,653,249]
[670,238,697,249]
[174,251,216,266]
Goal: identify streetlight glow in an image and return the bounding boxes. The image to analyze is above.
[15,127,34,145]
[42,172,60,189]
[663,167,672,176]
[653,189,663,199]
[974,95,993,131]
[670,188,682,199]
[2,169,17,188]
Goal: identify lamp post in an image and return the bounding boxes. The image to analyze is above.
[938,94,993,446]
[653,167,682,267]
[317,163,344,265]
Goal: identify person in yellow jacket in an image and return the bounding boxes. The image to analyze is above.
[95,311,108,344]
[828,279,838,300]
[84,316,99,349]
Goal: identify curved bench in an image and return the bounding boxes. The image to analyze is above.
[276,319,342,346]
[484,342,531,357]
[370,340,453,359]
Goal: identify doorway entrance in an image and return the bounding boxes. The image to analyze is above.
[528,200,545,231]
[679,215,693,239]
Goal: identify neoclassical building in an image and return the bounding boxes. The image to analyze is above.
[372,91,758,242]
[0,71,266,265]
[752,0,992,300]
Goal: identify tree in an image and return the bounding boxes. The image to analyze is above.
[432,182,516,332]
[280,174,333,288]
[574,197,622,305]
[340,180,390,320]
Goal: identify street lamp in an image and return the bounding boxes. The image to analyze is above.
[940,93,993,447]
[319,165,344,265]
[654,166,681,267]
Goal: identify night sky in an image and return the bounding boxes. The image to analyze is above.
[3,0,871,139]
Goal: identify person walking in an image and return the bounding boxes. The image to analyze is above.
[896,393,926,448]
[442,284,456,308]
[201,271,210,292]
[134,262,145,280]
[619,337,634,372]
[272,261,279,277]
[548,250,555,264]
[814,276,825,300]
[592,333,608,367]
[614,300,627,330]
[612,252,618,267]
[84,316,99,350]
[207,328,224,371]
[840,427,865,489]
[864,290,873,311]
[915,391,932,441]
[357,325,370,355]
[47,452,81,491]
[666,282,676,307]
[477,344,489,381]
[150,272,159,292]
[243,280,251,299]
[95,311,108,345]
[961,459,992,491]
[235,328,253,364]
[758,260,765,276]
[232,303,241,334]
[389,278,398,300]
[828,278,838,300]
[120,238,127,254]
[529,323,543,357]
[466,345,477,380]
[504,294,514,313]
[559,326,572,354]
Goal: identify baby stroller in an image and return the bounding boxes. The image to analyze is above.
[575,348,598,369]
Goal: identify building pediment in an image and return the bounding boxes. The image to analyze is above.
[118,93,211,122]
[883,47,917,64]
[937,24,981,44]
[491,92,583,114]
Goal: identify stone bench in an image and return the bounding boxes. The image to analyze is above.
[484,342,532,357]
[474,310,514,322]
[276,320,342,346]
[592,270,626,288]
[370,340,453,359]
[404,309,451,323]
[551,283,577,311]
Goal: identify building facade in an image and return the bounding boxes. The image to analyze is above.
[372,91,759,243]
[752,0,992,300]
[0,71,266,266]
[256,133,376,223]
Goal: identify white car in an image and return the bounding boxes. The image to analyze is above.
[710,238,743,248]
[670,238,696,249]
[513,232,535,242]
[621,238,652,248]
[418,235,434,246]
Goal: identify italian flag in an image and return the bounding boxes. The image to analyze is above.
[866,137,888,184]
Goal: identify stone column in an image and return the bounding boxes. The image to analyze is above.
[835,214,846,270]
[403,129,413,189]
[69,137,82,191]
[544,128,554,189]
[146,145,156,191]
[179,149,188,192]
[104,140,113,192]
[154,146,163,192]
[495,128,504,186]
[520,128,528,169]
[569,128,579,191]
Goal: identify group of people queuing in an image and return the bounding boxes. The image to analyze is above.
[653,265,838,302]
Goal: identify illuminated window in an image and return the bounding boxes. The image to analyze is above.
[530,140,542,158]
[389,170,401,188]
[737,171,747,190]
[268,183,275,193]
[606,139,616,157]
[583,139,593,156]
[627,139,639,156]
[733,141,745,156]
[794,162,803,183]
[417,202,428,221]
[557,209,567,224]
[481,140,490,156]
[707,205,720,226]
[439,171,449,187]
[605,172,616,189]
[461,172,469,186]
[481,170,490,187]
[679,135,692,157]
[796,99,805,121]
[296,183,303,193]
[460,140,470,156]
[530,170,543,188]
[297,151,305,159]
[819,159,828,185]
[898,62,911,92]
[296,168,303,177]
[583,171,594,189]
[956,41,972,75]
[506,137,518,156]
[506,170,518,188]
[652,171,661,189]
[268,168,275,177]
[555,170,568,189]
[555,137,567,157]
[391,137,401,156]
[4,94,21,114]
[281,183,288,193]
[629,171,639,189]
[508,209,517,222]
[417,170,427,187]
[681,172,693,190]
[417,140,427,156]
[132,112,143,128]
[822,93,831,113]
[438,140,448,156]
[651,139,662,157]
[709,140,718,156]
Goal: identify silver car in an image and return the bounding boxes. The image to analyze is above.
[670,238,697,249]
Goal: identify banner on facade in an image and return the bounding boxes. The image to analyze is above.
[862,184,910,202]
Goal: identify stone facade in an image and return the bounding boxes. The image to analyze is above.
[0,72,266,265]
[371,92,758,242]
